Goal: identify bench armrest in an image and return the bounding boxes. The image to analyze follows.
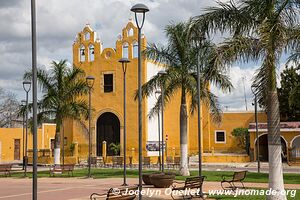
[90,192,107,200]
[172,180,185,189]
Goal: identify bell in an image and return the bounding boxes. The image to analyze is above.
[81,50,85,56]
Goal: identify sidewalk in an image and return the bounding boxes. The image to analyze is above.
[0,177,299,200]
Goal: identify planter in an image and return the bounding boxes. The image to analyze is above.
[142,172,162,185]
[150,173,175,188]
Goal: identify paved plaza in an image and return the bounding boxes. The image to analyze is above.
[0,177,299,200]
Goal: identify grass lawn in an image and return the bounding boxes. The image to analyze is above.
[5,168,300,185]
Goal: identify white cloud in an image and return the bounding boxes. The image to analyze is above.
[211,65,259,111]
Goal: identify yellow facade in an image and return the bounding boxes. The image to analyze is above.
[68,21,148,162]
[209,112,267,152]
[66,22,300,164]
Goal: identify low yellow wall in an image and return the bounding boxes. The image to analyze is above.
[28,156,77,165]
[203,155,250,163]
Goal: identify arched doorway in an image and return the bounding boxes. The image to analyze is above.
[96,112,120,156]
[255,134,287,162]
[291,136,300,161]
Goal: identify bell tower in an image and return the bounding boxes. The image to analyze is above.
[73,24,102,65]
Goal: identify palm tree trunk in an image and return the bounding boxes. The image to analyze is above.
[54,119,61,165]
[267,91,286,200]
[179,90,190,176]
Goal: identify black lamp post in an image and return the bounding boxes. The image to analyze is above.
[251,84,260,173]
[30,0,38,198]
[194,61,202,178]
[155,90,161,171]
[21,100,26,170]
[158,70,167,172]
[23,81,31,177]
[86,75,95,178]
[131,3,149,199]
[119,57,130,186]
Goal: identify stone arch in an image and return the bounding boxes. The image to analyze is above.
[96,112,121,156]
[88,44,95,62]
[254,133,288,162]
[122,42,129,58]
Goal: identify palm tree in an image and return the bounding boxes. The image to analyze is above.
[191,1,300,199]
[288,47,300,65]
[24,60,89,165]
[141,22,232,176]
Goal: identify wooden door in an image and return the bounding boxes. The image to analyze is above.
[50,139,55,157]
[14,139,20,160]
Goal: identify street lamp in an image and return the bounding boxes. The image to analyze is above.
[119,57,130,186]
[23,81,31,177]
[21,100,26,170]
[194,63,202,179]
[155,90,161,171]
[86,75,95,178]
[131,3,149,200]
[251,84,260,173]
[158,70,167,172]
[30,0,38,198]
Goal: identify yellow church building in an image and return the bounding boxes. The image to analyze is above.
[0,21,299,165]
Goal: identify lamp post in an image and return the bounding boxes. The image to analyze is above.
[30,0,38,198]
[251,84,260,173]
[21,100,26,170]
[196,64,202,179]
[86,75,95,178]
[155,90,161,171]
[119,58,130,186]
[131,4,149,199]
[158,70,167,172]
[23,81,31,177]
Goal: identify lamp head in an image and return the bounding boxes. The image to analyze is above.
[158,70,167,76]
[119,58,130,73]
[130,3,149,13]
[23,81,31,92]
[86,75,95,88]
[118,57,130,64]
[155,90,161,99]
[130,3,149,29]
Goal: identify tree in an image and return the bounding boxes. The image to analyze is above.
[24,60,89,165]
[278,65,300,121]
[192,1,300,199]
[0,88,20,127]
[141,22,232,176]
[231,127,249,154]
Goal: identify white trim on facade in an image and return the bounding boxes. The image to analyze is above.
[215,130,226,144]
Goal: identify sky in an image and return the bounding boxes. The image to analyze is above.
[0,0,288,111]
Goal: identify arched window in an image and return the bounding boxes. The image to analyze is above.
[79,45,85,62]
[122,43,129,58]
[85,32,90,41]
[133,41,138,58]
[128,28,133,36]
[89,44,95,62]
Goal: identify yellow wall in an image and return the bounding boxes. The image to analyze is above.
[69,21,148,159]
[209,112,267,152]
[0,124,56,162]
